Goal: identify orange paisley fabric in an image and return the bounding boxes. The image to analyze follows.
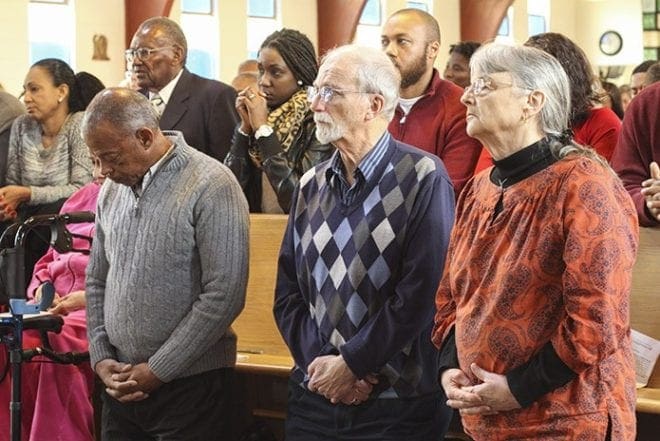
[433,155,638,440]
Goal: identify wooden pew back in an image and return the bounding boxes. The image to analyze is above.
[233,214,292,360]
[630,227,660,390]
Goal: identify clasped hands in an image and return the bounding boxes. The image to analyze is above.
[641,161,660,222]
[96,359,163,403]
[441,363,521,416]
[306,355,378,406]
[235,86,268,137]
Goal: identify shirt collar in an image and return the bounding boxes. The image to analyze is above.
[133,141,176,195]
[149,68,183,105]
[325,131,391,186]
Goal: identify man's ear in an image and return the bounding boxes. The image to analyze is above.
[365,94,385,121]
[427,40,440,61]
[135,127,154,149]
[171,44,184,66]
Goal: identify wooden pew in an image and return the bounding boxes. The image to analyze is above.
[631,227,660,414]
[233,213,293,375]
[232,214,292,439]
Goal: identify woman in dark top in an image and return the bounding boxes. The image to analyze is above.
[225,29,333,213]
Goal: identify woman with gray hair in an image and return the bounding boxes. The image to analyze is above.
[432,43,637,440]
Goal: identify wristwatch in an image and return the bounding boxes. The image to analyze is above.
[254,124,274,140]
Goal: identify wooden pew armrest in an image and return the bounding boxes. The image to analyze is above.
[637,387,660,414]
[236,352,293,377]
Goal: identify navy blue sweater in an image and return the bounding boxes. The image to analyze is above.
[274,136,455,398]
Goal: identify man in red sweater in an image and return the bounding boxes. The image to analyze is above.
[612,82,660,226]
[381,8,482,198]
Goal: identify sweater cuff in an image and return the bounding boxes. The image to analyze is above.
[506,341,576,408]
[339,344,370,379]
[437,326,459,374]
[89,340,117,371]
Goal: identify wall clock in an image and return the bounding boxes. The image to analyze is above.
[599,30,623,56]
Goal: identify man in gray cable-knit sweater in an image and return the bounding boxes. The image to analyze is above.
[82,88,249,440]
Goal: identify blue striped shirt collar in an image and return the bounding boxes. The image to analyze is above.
[325,131,391,186]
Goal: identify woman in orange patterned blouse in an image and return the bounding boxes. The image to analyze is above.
[432,43,638,440]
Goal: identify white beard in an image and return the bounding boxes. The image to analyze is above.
[314,112,346,144]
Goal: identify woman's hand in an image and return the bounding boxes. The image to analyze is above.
[235,88,254,135]
[0,185,30,218]
[239,87,269,131]
[464,363,521,413]
[441,368,495,415]
[48,290,86,315]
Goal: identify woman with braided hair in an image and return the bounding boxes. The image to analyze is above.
[225,28,333,213]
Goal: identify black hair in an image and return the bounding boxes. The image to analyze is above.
[260,29,318,87]
[449,41,481,59]
[75,72,105,109]
[32,58,95,113]
[600,81,624,119]
[633,60,656,74]
[644,62,660,85]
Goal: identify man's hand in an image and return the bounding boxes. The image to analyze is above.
[307,355,358,404]
[338,376,379,405]
[95,359,147,403]
[641,161,660,221]
[125,362,164,395]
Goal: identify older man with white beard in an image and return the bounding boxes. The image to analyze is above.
[273,44,456,441]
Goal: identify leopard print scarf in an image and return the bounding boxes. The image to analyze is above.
[266,88,309,153]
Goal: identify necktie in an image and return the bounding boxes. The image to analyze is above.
[150,93,165,116]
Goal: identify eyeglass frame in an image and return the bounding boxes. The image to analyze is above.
[306,85,371,104]
[124,46,175,64]
[465,76,517,97]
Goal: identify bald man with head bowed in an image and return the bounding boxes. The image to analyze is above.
[82,88,249,440]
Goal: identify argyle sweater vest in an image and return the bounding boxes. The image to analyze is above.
[276,138,455,399]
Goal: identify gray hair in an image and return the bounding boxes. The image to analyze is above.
[320,44,401,120]
[471,43,597,161]
[137,17,188,64]
[81,87,159,138]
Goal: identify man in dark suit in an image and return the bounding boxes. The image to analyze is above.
[126,17,238,161]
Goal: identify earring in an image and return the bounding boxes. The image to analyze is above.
[58,97,63,103]
[297,80,303,87]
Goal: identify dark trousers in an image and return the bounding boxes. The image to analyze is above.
[285,380,452,441]
[101,368,234,441]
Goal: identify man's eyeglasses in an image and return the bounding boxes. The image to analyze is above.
[465,76,515,96]
[124,46,174,63]
[306,86,368,104]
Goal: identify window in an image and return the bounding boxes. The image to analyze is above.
[495,6,514,43]
[528,15,546,36]
[180,0,218,78]
[28,0,75,66]
[352,0,382,48]
[246,0,279,59]
[407,1,430,13]
[527,0,549,37]
[248,0,275,18]
[182,0,212,14]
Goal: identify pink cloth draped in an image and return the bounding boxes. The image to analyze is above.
[0,182,100,441]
